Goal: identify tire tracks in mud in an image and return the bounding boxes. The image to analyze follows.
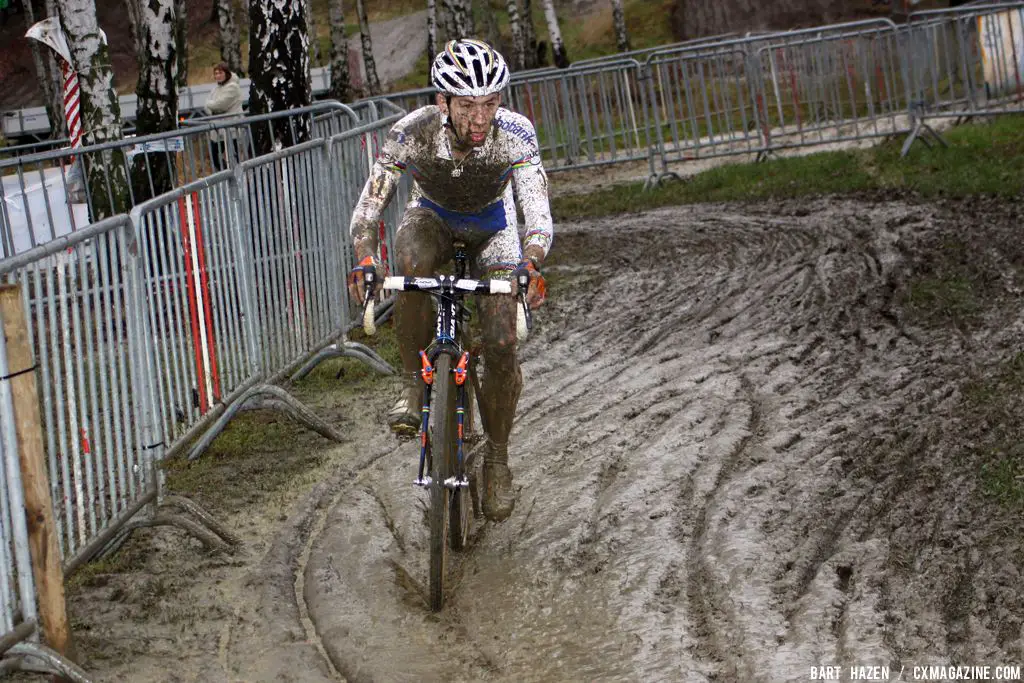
[272,197,1019,682]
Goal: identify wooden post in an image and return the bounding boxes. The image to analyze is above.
[0,284,75,675]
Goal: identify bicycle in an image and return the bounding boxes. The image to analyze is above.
[359,240,531,611]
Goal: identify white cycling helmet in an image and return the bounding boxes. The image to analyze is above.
[431,39,510,97]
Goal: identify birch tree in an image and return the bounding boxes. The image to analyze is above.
[354,0,380,96]
[249,0,312,152]
[174,0,188,86]
[134,0,177,200]
[540,0,568,67]
[25,0,66,137]
[610,0,629,52]
[215,0,244,76]
[328,0,352,101]
[55,0,129,217]
[442,0,472,39]
[504,0,524,69]
[481,0,501,50]
[427,0,437,61]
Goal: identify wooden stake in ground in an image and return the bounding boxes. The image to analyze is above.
[0,284,76,673]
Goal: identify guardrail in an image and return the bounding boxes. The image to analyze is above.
[0,101,361,261]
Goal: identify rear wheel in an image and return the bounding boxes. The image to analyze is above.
[429,354,456,611]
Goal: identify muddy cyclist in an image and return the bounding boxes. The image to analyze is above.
[347,39,553,522]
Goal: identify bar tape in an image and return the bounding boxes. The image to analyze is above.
[0,364,38,382]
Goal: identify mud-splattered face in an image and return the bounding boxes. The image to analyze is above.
[437,93,501,148]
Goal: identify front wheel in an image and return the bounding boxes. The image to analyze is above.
[428,354,456,611]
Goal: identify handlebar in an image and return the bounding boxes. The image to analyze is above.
[359,272,530,341]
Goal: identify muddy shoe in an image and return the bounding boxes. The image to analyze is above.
[387,388,420,438]
[482,459,515,522]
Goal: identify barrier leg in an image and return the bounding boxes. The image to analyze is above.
[186,384,345,461]
[4,642,93,683]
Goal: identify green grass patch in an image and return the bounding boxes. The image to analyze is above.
[161,318,400,514]
[552,114,1024,220]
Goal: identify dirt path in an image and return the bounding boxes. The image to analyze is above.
[24,196,1024,682]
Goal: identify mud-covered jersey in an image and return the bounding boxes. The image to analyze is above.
[349,105,554,261]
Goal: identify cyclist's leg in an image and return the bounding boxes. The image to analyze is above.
[471,201,522,521]
[390,207,453,434]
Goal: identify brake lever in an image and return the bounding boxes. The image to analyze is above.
[362,268,377,335]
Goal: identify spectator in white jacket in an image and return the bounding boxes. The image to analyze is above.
[204,62,244,170]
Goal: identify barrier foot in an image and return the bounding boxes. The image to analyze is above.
[290,340,396,382]
[162,494,244,547]
[187,384,344,461]
[901,119,948,158]
[642,171,682,192]
[5,641,93,683]
[96,509,235,559]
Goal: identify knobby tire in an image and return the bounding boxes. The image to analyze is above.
[429,354,456,611]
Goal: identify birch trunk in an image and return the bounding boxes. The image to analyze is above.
[540,0,568,67]
[122,0,144,61]
[174,0,188,86]
[25,0,66,137]
[442,0,471,39]
[427,0,437,61]
[328,0,352,101]
[134,0,177,201]
[355,0,380,96]
[306,0,320,66]
[520,0,538,68]
[504,0,524,69]
[610,0,629,52]
[55,0,129,218]
[248,0,313,152]
[215,0,244,76]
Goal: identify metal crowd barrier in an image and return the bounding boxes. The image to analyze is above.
[130,113,404,463]
[0,287,93,682]
[1,102,361,261]
[0,216,161,567]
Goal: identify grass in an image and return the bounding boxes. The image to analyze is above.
[551,114,1024,220]
[160,319,400,515]
[963,352,1024,509]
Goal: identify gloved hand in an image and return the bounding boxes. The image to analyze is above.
[348,255,383,306]
[512,258,547,309]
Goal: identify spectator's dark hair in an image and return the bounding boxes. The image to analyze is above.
[214,62,232,78]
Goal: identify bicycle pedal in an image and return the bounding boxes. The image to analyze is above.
[414,476,433,487]
[443,476,469,489]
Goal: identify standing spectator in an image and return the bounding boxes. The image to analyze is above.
[203,61,243,170]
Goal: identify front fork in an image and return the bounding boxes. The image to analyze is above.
[415,350,471,489]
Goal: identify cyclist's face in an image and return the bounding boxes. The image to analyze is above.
[439,93,501,147]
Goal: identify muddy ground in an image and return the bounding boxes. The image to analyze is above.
[13,193,1024,682]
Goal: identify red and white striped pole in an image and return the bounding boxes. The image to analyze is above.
[25,17,82,156]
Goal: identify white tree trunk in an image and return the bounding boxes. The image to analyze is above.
[540,0,568,67]
[442,0,472,39]
[175,0,188,86]
[355,0,380,95]
[134,0,178,199]
[504,0,524,70]
[610,0,629,52]
[55,0,129,216]
[215,0,244,76]
[249,0,313,151]
[328,0,352,101]
[427,0,437,61]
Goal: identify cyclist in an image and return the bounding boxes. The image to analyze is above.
[347,39,553,523]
